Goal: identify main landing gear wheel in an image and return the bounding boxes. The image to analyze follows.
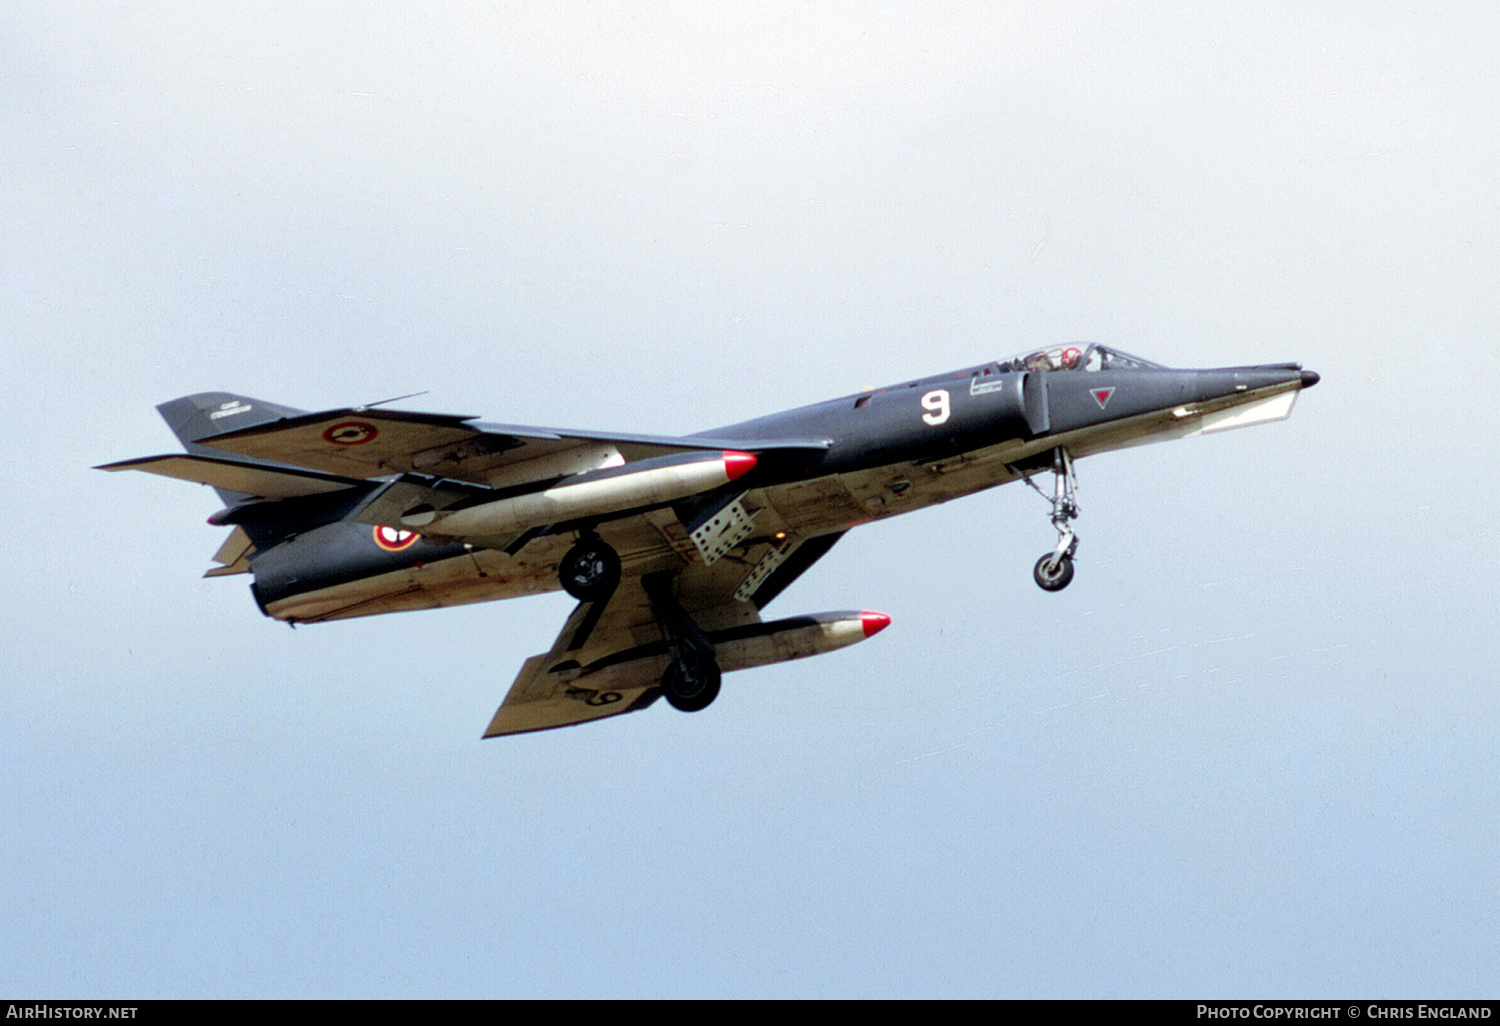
[1033,552,1075,592]
[661,656,722,713]
[559,535,620,601]
[641,569,722,715]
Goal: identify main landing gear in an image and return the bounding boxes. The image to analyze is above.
[1017,448,1080,592]
[556,542,721,714]
[643,570,721,713]
[559,533,621,602]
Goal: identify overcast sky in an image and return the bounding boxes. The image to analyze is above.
[5,2,1497,998]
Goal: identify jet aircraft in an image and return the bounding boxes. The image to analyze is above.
[100,344,1318,736]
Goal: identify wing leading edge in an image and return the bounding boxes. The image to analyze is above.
[199,405,829,489]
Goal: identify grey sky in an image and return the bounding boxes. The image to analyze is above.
[4,3,1497,997]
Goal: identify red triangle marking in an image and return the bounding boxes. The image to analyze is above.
[1093,387,1115,408]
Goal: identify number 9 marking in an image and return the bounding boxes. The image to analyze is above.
[921,388,951,426]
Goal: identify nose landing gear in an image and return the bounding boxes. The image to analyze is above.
[1015,448,1080,592]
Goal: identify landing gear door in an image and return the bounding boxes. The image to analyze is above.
[1022,371,1050,436]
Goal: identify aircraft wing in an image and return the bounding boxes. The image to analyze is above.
[483,575,676,736]
[198,406,828,489]
[483,525,846,736]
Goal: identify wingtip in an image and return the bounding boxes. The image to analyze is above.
[860,610,892,637]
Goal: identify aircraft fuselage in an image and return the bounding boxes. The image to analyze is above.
[248,353,1315,624]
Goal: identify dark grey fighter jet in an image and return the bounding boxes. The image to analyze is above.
[100,343,1318,735]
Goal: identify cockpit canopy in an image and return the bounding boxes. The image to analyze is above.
[997,343,1164,374]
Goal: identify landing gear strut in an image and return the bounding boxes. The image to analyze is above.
[559,533,620,602]
[643,571,722,713]
[1018,448,1079,592]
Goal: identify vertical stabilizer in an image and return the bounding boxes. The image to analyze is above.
[156,392,306,503]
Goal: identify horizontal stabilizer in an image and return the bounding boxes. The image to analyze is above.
[94,453,364,501]
[204,526,254,576]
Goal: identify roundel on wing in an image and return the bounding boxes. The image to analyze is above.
[373,525,419,551]
[323,421,379,446]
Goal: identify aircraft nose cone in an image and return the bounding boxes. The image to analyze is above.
[1300,369,1321,389]
[860,611,892,637]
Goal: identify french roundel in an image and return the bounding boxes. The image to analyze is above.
[373,525,419,551]
[323,421,379,446]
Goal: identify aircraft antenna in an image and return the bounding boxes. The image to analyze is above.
[353,390,429,412]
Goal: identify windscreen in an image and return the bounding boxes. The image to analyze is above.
[998,344,1165,373]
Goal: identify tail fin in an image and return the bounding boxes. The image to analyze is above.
[157,392,304,449]
[156,392,307,503]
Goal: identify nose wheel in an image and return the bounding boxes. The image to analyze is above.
[1033,550,1075,591]
[1015,448,1080,592]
